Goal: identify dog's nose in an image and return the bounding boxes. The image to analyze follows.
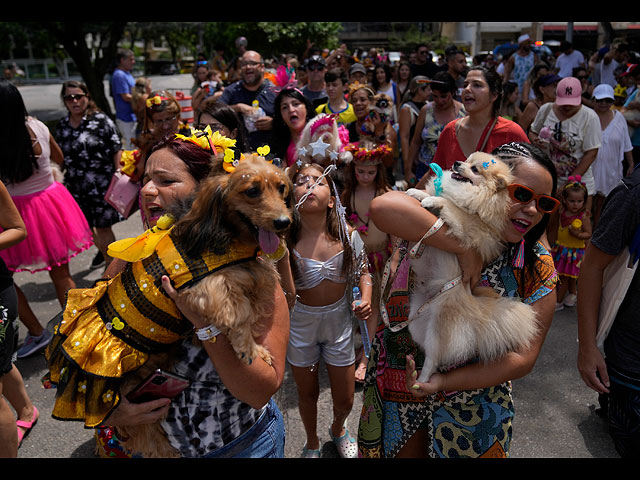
[273,216,291,231]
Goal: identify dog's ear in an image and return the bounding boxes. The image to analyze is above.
[173,175,232,257]
[494,171,510,191]
[283,176,295,210]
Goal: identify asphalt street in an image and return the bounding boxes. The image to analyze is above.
[8,74,620,459]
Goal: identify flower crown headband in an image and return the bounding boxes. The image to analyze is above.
[343,142,391,166]
[348,81,375,99]
[174,125,273,173]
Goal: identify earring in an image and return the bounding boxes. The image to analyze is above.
[512,238,525,268]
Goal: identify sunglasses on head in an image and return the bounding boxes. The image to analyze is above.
[507,184,560,213]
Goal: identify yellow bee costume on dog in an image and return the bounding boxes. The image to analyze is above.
[47,127,263,428]
[46,216,260,427]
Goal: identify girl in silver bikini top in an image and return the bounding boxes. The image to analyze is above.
[292,248,347,290]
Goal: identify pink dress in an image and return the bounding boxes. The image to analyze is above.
[0,117,93,273]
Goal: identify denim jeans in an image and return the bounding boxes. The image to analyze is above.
[203,399,285,458]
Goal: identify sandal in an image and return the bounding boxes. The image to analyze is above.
[16,405,39,447]
[301,444,321,458]
[329,425,358,458]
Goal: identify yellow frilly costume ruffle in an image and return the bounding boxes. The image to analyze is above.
[46,217,259,427]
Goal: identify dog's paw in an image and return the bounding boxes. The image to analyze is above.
[239,345,273,366]
[419,195,441,209]
[406,188,429,202]
[257,345,273,366]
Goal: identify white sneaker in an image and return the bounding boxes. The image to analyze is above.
[564,293,577,307]
[555,302,565,312]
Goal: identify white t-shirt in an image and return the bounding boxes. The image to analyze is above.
[555,50,585,78]
[593,110,633,196]
[598,58,620,88]
[531,103,602,194]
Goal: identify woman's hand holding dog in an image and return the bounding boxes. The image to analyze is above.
[405,354,445,397]
[456,248,484,289]
[161,275,209,329]
[104,396,171,427]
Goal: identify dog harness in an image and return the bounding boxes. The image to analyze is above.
[47,223,259,428]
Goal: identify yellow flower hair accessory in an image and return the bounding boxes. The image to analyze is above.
[145,95,165,108]
[175,125,216,152]
[119,149,141,177]
[175,126,238,157]
[209,129,237,152]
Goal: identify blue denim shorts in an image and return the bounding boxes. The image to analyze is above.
[203,399,285,458]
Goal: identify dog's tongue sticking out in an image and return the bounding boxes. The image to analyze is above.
[259,228,280,254]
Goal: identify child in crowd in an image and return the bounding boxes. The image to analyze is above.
[552,176,592,311]
[315,68,356,127]
[132,90,190,165]
[191,69,224,112]
[287,162,371,458]
[341,140,394,383]
[130,77,152,136]
[500,81,523,123]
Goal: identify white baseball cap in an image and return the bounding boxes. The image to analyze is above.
[592,83,615,101]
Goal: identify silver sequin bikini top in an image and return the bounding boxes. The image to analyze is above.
[292,249,346,290]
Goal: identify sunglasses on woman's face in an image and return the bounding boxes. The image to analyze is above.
[63,93,86,102]
[507,184,560,214]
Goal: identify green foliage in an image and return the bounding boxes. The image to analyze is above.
[387,23,450,54]
[201,22,343,60]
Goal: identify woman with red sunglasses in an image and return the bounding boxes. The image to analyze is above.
[358,142,559,458]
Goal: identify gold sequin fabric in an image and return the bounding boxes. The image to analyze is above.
[47,229,258,427]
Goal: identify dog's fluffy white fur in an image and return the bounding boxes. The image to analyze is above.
[405,152,539,383]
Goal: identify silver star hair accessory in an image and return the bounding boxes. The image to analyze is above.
[309,137,331,158]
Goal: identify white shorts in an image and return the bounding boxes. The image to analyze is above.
[287,294,355,368]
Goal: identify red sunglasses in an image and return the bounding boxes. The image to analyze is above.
[507,184,560,214]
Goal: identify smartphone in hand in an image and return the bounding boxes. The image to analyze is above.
[126,369,190,404]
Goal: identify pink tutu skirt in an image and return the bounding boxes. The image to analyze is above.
[0,182,94,273]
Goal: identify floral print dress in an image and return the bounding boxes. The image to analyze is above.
[55,111,123,228]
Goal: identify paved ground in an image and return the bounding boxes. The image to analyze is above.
[9,75,621,459]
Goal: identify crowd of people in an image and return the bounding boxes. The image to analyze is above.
[0,32,639,459]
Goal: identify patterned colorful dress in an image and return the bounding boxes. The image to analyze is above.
[552,210,586,279]
[358,240,558,458]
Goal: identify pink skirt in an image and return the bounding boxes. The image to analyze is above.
[0,182,94,273]
[552,244,584,279]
